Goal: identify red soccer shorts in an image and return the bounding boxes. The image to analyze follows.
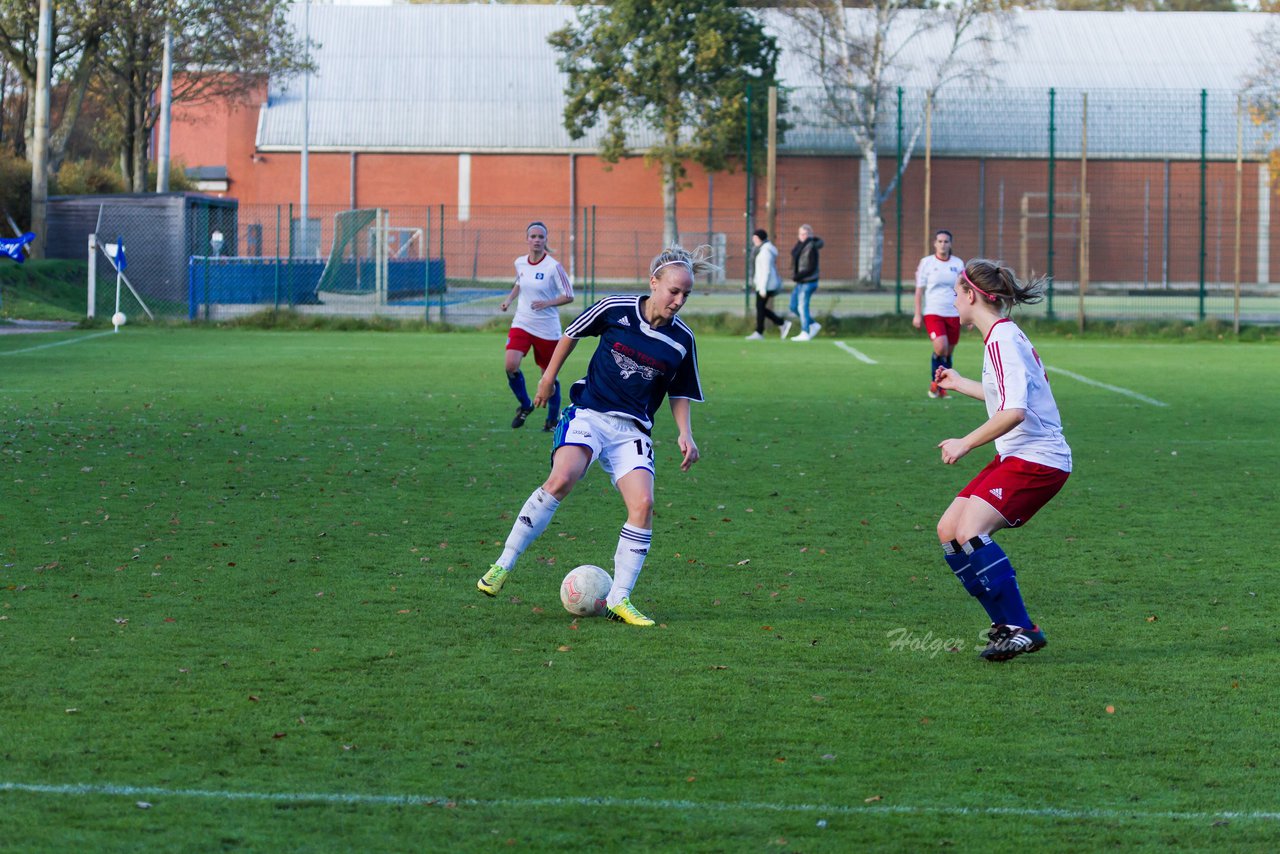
[925,315,961,348]
[958,454,1070,528]
[506,327,557,370]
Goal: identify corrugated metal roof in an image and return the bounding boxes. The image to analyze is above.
[256,6,1274,157]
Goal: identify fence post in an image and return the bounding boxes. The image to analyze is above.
[438,203,446,320]
[273,204,281,310]
[744,81,753,315]
[590,205,597,304]
[1198,88,1207,321]
[1047,87,1056,320]
[87,233,97,318]
[895,86,903,315]
[1078,93,1088,334]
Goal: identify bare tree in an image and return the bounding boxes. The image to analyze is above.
[780,1,1009,285]
[1244,1,1280,189]
[0,0,115,170]
[96,0,309,192]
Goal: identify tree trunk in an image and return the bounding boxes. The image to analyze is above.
[862,148,884,288]
[47,35,104,173]
[662,159,678,249]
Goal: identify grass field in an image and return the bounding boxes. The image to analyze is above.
[1,326,1277,851]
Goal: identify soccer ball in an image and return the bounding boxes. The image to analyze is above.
[111,311,126,327]
[559,564,611,617]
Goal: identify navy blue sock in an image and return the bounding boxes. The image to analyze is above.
[546,380,561,425]
[507,370,532,409]
[931,355,942,381]
[943,354,953,370]
[963,535,1034,629]
[943,540,1001,623]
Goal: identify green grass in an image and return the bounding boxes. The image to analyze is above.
[0,259,90,321]
[1,327,1278,851]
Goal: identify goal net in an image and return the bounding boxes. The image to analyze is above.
[317,209,386,300]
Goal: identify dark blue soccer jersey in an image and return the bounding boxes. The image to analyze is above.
[563,295,703,431]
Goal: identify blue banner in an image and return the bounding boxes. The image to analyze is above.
[0,232,35,263]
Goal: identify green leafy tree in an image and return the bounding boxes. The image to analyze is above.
[550,0,783,247]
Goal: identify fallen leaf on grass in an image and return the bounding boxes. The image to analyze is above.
[557,645,572,652]
[136,801,151,809]
[864,795,882,803]
[273,732,286,739]
[1105,705,1116,714]
[736,559,750,566]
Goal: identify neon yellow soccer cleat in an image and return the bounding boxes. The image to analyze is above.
[477,564,510,597]
[606,597,655,627]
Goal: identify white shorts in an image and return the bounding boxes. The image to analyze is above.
[551,406,654,486]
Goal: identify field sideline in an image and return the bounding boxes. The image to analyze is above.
[1,327,1276,851]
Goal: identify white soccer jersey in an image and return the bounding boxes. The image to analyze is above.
[512,254,574,340]
[915,254,965,317]
[982,318,1072,472]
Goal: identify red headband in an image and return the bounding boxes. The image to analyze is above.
[961,268,999,302]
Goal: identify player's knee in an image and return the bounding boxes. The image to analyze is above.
[936,519,956,544]
[625,492,654,520]
[542,473,577,500]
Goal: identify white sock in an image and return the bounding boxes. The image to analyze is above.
[607,524,652,606]
[497,487,560,570]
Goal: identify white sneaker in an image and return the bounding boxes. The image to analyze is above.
[745,331,764,340]
[779,320,793,339]
[792,331,813,341]
[808,322,822,338]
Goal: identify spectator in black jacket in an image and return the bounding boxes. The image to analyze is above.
[789,224,824,341]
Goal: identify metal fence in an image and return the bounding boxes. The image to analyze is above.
[84,86,1280,326]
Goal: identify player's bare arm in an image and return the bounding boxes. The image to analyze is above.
[934,367,984,400]
[499,279,520,311]
[938,408,1025,465]
[534,336,577,407]
[530,294,575,312]
[669,397,699,471]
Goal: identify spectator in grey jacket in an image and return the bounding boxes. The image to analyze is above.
[746,229,789,340]
[789,224,824,341]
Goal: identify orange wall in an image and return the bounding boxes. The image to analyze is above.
[169,91,1280,284]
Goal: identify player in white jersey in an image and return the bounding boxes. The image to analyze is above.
[934,259,1072,663]
[499,221,575,431]
[478,244,716,628]
[914,229,965,398]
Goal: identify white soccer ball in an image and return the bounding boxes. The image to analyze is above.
[559,564,611,617]
[111,311,126,327]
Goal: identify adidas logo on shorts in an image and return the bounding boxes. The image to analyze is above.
[988,487,1003,500]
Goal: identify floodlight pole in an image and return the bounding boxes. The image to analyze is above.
[300,0,311,257]
[30,0,52,259]
[156,22,173,192]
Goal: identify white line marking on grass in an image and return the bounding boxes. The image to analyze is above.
[0,331,116,356]
[1047,366,1168,407]
[834,341,877,364]
[3,782,1277,824]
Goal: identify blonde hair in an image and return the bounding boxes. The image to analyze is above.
[649,243,720,281]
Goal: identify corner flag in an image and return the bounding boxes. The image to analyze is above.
[0,232,35,263]
[113,237,127,272]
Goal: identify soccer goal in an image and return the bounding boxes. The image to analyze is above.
[316,209,427,307]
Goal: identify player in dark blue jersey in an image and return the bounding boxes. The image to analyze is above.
[478,244,716,626]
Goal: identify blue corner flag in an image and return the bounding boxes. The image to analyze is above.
[113,237,127,272]
[0,232,36,263]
